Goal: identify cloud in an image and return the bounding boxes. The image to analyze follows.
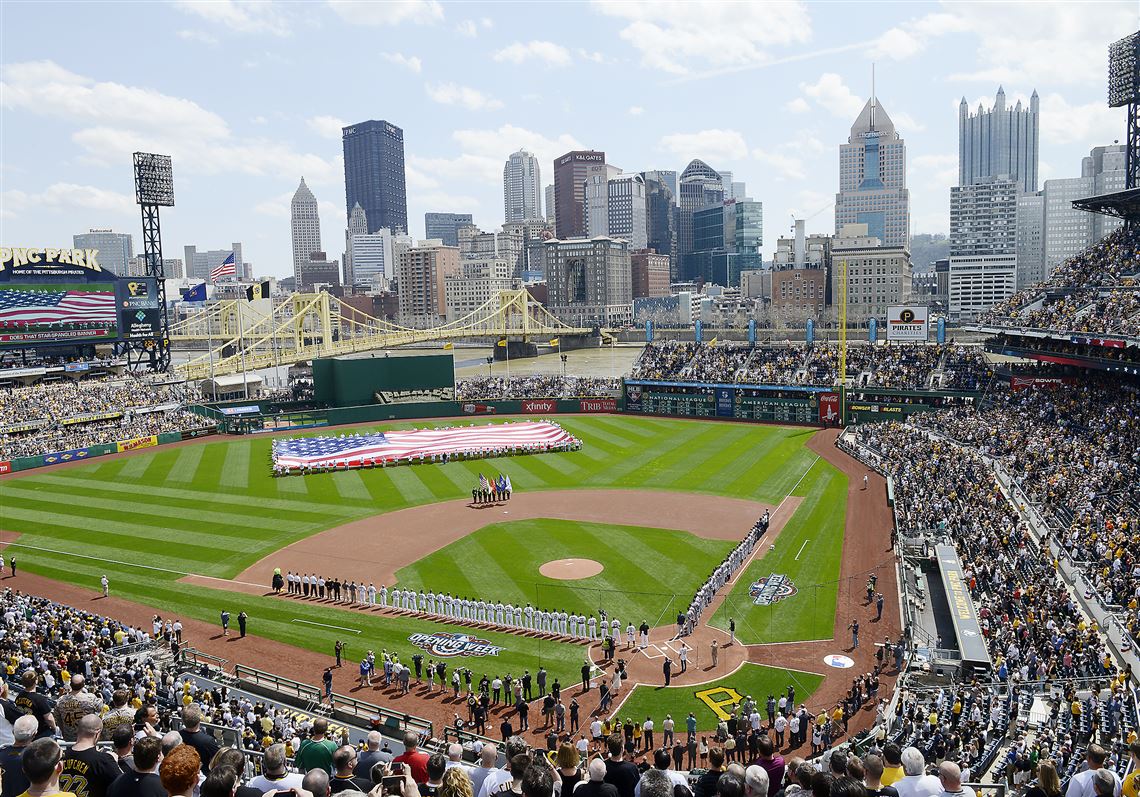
[592,0,811,75]
[892,111,925,133]
[381,52,422,73]
[410,124,583,193]
[1,183,136,219]
[752,148,804,181]
[785,97,810,114]
[493,40,572,67]
[425,83,503,111]
[177,29,219,46]
[327,0,443,25]
[866,13,969,62]
[912,153,957,185]
[307,115,347,139]
[1,61,340,184]
[455,19,478,37]
[577,49,607,64]
[628,106,644,116]
[174,0,293,36]
[799,73,864,119]
[658,129,749,162]
[253,190,294,218]
[1036,93,1124,146]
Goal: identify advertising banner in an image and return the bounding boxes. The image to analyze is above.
[0,461,10,474]
[42,447,92,466]
[579,398,617,413]
[116,435,158,453]
[624,384,643,413]
[180,427,216,441]
[935,543,992,671]
[886,305,930,341]
[521,399,558,414]
[1009,376,1077,392]
[218,405,261,416]
[61,410,123,426]
[714,387,735,417]
[0,419,47,434]
[461,403,495,415]
[819,393,840,425]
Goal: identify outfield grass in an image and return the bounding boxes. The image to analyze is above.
[615,663,823,732]
[0,416,832,686]
[396,518,735,625]
[708,459,847,644]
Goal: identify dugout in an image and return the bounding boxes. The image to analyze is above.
[313,352,455,408]
[932,543,992,676]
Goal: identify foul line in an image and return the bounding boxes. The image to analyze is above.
[0,541,267,589]
[730,454,820,584]
[795,539,810,561]
[291,619,361,634]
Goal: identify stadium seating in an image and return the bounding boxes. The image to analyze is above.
[455,375,620,400]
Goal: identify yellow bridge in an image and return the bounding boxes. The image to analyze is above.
[169,289,608,380]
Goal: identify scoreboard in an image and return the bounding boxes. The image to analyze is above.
[625,381,828,425]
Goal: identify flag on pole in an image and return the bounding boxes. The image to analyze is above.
[548,338,559,347]
[503,474,512,492]
[244,280,271,301]
[496,474,507,491]
[708,337,718,346]
[497,338,508,347]
[478,473,492,492]
[183,283,207,302]
[442,342,454,350]
[210,252,236,282]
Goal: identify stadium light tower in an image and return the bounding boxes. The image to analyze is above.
[133,152,175,371]
[1109,31,1140,189]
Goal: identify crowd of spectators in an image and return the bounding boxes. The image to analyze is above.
[630,342,990,391]
[978,227,1140,337]
[0,373,207,459]
[456,376,621,400]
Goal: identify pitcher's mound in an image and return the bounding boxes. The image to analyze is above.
[540,559,603,580]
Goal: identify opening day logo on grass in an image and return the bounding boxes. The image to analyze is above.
[408,632,503,658]
[749,574,798,605]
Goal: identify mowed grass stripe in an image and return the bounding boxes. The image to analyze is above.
[617,423,734,488]
[592,422,709,485]
[219,442,251,490]
[331,469,374,501]
[166,445,207,483]
[6,522,224,571]
[695,426,790,493]
[383,466,435,504]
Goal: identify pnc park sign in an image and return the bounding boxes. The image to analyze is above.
[1,247,102,272]
[408,631,503,658]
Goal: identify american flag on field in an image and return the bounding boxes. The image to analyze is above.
[0,288,116,326]
[272,420,580,471]
[210,252,236,282]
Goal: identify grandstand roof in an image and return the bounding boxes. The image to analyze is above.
[1071,187,1140,222]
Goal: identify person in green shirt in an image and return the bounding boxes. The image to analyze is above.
[295,718,338,774]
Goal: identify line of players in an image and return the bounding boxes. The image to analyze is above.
[677,509,769,637]
[283,572,625,642]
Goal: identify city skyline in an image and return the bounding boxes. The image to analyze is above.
[0,1,1134,278]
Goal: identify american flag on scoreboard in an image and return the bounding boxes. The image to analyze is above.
[272,420,580,470]
[210,252,236,282]
[0,288,117,326]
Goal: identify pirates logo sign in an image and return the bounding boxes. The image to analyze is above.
[408,632,503,658]
[749,573,798,606]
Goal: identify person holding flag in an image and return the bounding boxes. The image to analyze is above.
[478,473,492,503]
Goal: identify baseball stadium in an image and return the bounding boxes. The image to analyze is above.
[1,27,1140,797]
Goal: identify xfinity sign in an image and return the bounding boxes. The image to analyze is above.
[886,305,929,341]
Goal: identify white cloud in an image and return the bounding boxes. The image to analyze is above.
[866,13,969,62]
[628,106,644,116]
[176,29,219,46]
[327,0,443,25]
[306,115,347,139]
[912,153,957,185]
[174,0,293,36]
[658,129,749,162]
[785,97,810,114]
[381,52,422,73]
[892,111,925,133]
[1036,93,1125,146]
[752,148,804,181]
[456,19,478,37]
[592,0,811,75]
[0,61,339,184]
[577,49,607,64]
[1,183,135,219]
[253,190,294,218]
[493,40,572,67]
[786,134,824,155]
[943,3,1136,86]
[425,83,504,112]
[799,73,864,119]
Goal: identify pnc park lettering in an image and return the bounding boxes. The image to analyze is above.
[1,247,101,271]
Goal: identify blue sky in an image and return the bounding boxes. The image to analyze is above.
[1,0,1136,278]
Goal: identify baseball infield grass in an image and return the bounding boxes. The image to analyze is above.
[0,415,844,686]
[708,459,848,644]
[396,518,736,626]
[615,663,824,732]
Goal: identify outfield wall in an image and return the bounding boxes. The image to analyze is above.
[0,425,217,474]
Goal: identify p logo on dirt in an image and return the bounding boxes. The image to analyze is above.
[408,632,503,658]
[749,574,798,605]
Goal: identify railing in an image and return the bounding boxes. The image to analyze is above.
[178,646,229,672]
[234,663,322,704]
[106,640,161,659]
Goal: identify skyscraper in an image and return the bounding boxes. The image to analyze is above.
[553,150,605,239]
[949,175,1018,258]
[834,94,910,249]
[503,149,543,222]
[424,213,473,247]
[678,159,724,279]
[959,87,1040,193]
[343,120,408,235]
[291,177,322,286]
[642,171,679,279]
[606,174,648,250]
[343,202,369,286]
[544,184,556,224]
[688,199,763,287]
[72,229,133,276]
